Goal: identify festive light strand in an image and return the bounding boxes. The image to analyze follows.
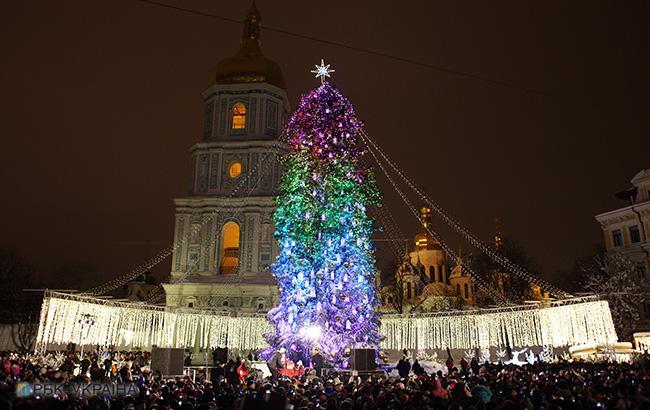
[143,150,281,304]
[361,129,572,299]
[35,292,617,353]
[83,141,286,296]
[35,292,271,353]
[372,205,407,259]
[267,81,381,363]
[362,134,509,306]
[380,297,616,350]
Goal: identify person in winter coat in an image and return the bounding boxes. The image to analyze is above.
[397,357,411,379]
[266,347,285,379]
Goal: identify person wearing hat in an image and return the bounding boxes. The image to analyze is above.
[267,347,285,380]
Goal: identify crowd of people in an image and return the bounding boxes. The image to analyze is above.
[1,348,650,409]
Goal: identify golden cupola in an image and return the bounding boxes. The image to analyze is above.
[414,206,442,251]
[211,2,286,89]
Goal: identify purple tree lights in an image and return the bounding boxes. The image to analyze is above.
[266,80,381,365]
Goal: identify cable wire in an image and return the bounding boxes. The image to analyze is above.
[361,129,572,299]
[136,0,606,107]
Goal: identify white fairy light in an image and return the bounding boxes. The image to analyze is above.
[36,293,617,355]
[379,297,617,351]
[84,149,281,297]
[35,292,272,352]
[362,132,508,305]
[360,129,571,299]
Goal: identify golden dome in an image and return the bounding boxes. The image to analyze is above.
[211,3,285,89]
[415,232,442,251]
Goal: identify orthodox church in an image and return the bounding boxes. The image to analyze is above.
[378,206,475,313]
[163,4,287,312]
[160,3,545,314]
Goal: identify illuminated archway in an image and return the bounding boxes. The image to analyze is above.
[231,102,246,129]
[219,222,240,274]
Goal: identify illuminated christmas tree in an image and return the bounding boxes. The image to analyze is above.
[266,62,381,364]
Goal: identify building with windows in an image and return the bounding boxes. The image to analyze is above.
[377,209,551,312]
[163,4,289,312]
[595,169,650,281]
[378,206,474,313]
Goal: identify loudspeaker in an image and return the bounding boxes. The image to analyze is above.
[351,349,376,371]
[151,347,185,376]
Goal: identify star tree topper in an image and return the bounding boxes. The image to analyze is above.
[310,59,335,84]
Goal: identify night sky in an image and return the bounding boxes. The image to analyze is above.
[1,1,648,289]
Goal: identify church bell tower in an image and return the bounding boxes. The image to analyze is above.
[163,3,289,312]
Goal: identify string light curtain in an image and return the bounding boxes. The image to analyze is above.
[36,293,616,353]
[35,293,271,352]
[380,298,617,351]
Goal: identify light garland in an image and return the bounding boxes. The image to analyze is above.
[634,332,650,352]
[83,142,286,297]
[267,78,381,364]
[35,292,271,352]
[380,298,617,351]
[362,134,509,305]
[143,150,281,304]
[36,293,617,353]
[361,130,572,299]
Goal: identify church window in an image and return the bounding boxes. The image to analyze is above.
[630,225,641,243]
[464,283,469,299]
[456,284,460,295]
[229,162,242,178]
[219,222,240,274]
[612,230,623,247]
[438,264,444,283]
[231,102,247,129]
[429,266,435,281]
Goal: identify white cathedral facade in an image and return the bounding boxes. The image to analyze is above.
[163,4,288,312]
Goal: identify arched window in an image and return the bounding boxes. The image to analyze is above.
[438,264,444,283]
[464,283,469,299]
[456,284,461,295]
[219,222,240,274]
[429,266,435,281]
[231,102,246,129]
[228,162,242,178]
